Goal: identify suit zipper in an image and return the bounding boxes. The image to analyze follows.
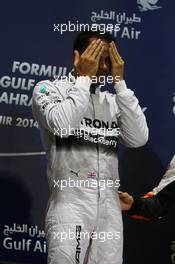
[90,94,100,200]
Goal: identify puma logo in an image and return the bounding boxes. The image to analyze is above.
[70,169,80,177]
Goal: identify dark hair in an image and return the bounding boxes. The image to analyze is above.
[73,30,115,54]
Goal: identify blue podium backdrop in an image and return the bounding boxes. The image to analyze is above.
[0,0,175,263]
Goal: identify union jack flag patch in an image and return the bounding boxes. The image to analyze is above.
[87,172,97,179]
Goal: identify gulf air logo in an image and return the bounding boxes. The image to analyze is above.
[137,0,162,12]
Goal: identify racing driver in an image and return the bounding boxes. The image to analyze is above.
[32,30,149,264]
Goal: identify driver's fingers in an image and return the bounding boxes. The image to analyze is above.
[110,41,123,63]
[86,39,104,57]
[119,192,128,197]
[109,47,116,64]
[93,43,104,60]
[82,39,100,57]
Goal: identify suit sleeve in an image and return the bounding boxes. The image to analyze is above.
[152,155,175,194]
[128,180,175,219]
[114,80,149,147]
[32,77,91,136]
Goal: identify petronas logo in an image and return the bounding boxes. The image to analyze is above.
[39,85,47,94]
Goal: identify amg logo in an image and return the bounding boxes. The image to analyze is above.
[75,225,82,264]
[81,117,118,129]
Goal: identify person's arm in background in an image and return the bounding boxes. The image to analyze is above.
[119,155,175,220]
[109,41,149,148]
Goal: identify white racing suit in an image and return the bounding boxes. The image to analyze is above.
[152,155,175,194]
[32,75,148,264]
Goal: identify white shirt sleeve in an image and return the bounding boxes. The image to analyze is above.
[32,77,91,137]
[152,155,175,194]
[114,80,149,147]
